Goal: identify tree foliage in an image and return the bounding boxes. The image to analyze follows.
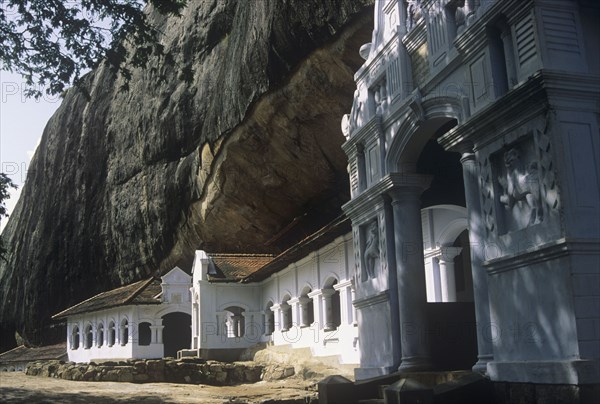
[0,0,186,97]
[0,173,17,261]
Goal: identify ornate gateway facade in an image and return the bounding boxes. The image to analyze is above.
[343,0,599,390]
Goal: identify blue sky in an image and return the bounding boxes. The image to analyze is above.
[0,69,62,232]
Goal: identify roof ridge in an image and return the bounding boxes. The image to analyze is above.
[51,278,151,319]
[208,253,276,257]
[122,277,157,305]
[0,345,26,358]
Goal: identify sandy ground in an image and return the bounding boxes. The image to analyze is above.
[0,372,318,403]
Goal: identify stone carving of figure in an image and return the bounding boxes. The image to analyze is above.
[341,114,351,138]
[455,1,466,30]
[374,82,388,116]
[349,89,363,132]
[406,0,422,31]
[498,147,543,227]
[364,221,380,279]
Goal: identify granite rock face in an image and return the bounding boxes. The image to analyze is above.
[0,0,373,347]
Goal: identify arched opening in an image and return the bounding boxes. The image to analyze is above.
[323,278,341,331]
[108,321,115,347]
[223,306,245,338]
[281,295,292,331]
[138,322,152,346]
[300,286,314,328]
[162,312,191,358]
[120,319,129,346]
[84,324,93,349]
[396,117,477,371]
[71,326,80,350]
[97,323,104,347]
[265,301,274,335]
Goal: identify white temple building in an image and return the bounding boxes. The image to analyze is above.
[55,0,599,399]
[57,205,474,366]
[53,267,192,362]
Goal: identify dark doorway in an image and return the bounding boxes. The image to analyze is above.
[162,312,191,358]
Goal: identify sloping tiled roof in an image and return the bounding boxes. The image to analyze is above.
[207,254,275,282]
[52,278,162,319]
[241,214,351,283]
[0,344,67,364]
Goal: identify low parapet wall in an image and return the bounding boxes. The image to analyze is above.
[26,358,268,385]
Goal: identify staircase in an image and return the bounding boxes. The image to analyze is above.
[319,370,495,404]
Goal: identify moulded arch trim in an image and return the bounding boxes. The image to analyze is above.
[218,301,251,312]
[322,274,340,289]
[264,299,275,310]
[386,96,464,172]
[437,218,469,247]
[280,291,293,303]
[300,283,314,296]
[156,305,192,318]
[137,318,155,326]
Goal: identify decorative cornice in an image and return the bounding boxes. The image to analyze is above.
[438,71,548,152]
[484,238,600,275]
[353,290,389,309]
[342,116,383,154]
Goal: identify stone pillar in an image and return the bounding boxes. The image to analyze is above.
[322,288,337,331]
[308,290,323,329]
[334,280,353,326]
[231,315,243,338]
[460,151,494,373]
[439,246,463,302]
[298,297,312,327]
[156,325,165,344]
[289,297,301,328]
[264,309,274,335]
[350,282,357,326]
[389,174,432,371]
[281,302,292,331]
[270,304,282,332]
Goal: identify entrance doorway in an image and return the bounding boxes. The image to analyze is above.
[416,130,478,370]
[162,312,191,358]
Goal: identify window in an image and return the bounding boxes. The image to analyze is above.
[138,322,152,346]
[281,296,292,331]
[71,326,80,350]
[265,302,274,336]
[84,324,93,349]
[108,321,116,347]
[120,319,129,346]
[97,323,104,347]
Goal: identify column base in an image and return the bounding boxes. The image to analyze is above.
[472,354,493,374]
[487,359,600,385]
[398,356,432,372]
[354,365,398,381]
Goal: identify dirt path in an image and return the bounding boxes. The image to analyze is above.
[0,372,318,403]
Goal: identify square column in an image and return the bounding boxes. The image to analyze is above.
[308,290,324,330]
[334,280,354,326]
[389,174,432,372]
[288,297,301,328]
[270,304,282,332]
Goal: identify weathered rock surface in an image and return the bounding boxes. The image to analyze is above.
[26,358,265,385]
[0,1,373,348]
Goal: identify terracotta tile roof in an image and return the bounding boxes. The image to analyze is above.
[241,214,351,283]
[207,254,275,282]
[0,344,67,364]
[52,278,162,319]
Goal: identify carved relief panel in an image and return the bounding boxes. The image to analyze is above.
[479,124,561,238]
[493,137,543,234]
[361,219,380,282]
